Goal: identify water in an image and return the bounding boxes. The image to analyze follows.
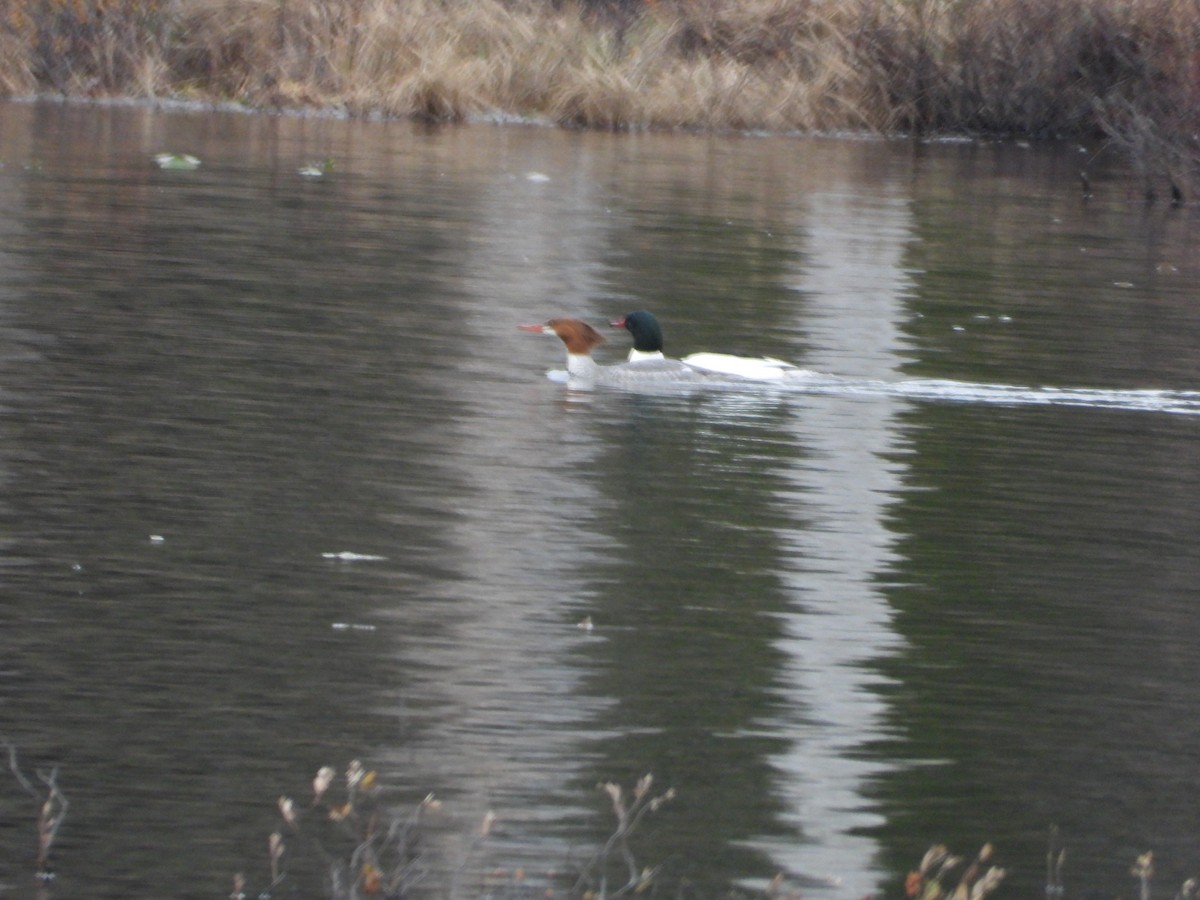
[0,101,1198,899]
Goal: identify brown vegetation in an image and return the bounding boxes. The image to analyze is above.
[0,0,1198,184]
[0,739,1194,900]
[247,764,676,899]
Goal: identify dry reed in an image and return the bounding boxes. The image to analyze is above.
[0,0,1197,183]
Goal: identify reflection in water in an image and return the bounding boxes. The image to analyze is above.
[372,152,625,869]
[750,189,914,895]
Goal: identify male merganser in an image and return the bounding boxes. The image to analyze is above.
[611,310,668,362]
[611,310,802,381]
[518,318,704,387]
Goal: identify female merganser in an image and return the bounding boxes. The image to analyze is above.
[611,310,802,381]
[518,318,607,381]
[518,318,704,387]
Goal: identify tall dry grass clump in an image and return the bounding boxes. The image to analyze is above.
[1,0,1198,184]
[0,0,172,95]
[167,0,639,122]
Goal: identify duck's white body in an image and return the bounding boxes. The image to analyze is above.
[627,346,798,381]
[678,352,801,382]
[626,348,665,362]
[615,311,805,382]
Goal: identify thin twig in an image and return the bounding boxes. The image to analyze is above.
[572,776,674,898]
[2,736,37,795]
[2,736,69,878]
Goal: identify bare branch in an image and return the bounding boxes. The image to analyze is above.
[1,735,37,796]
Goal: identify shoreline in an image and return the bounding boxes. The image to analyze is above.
[1,0,1196,190]
[0,91,1075,149]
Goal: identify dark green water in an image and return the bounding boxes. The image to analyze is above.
[0,101,1198,900]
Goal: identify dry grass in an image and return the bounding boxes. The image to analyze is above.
[0,0,1198,182]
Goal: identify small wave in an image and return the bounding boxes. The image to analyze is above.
[546,366,1200,415]
[786,373,1200,415]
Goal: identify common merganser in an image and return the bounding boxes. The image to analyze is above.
[518,318,705,387]
[518,318,607,381]
[611,310,802,381]
[611,310,668,362]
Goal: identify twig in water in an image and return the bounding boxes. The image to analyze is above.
[1,735,69,882]
[905,843,1004,900]
[572,773,675,898]
[1133,852,1154,900]
[1045,825,1066,899]
[244,760,447,899]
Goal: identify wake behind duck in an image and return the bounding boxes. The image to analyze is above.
[519,314,1200,416]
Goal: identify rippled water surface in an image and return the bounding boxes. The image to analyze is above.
[1,101,1199,899]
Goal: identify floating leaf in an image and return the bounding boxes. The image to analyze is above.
[154,153,200,170]
[299,157,334,177]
